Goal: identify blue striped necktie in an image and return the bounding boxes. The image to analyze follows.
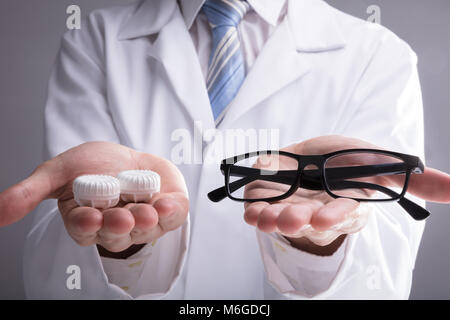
[202,0,250,124]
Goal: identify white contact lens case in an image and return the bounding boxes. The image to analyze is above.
[117,170,161,203]
[72,175,121,209]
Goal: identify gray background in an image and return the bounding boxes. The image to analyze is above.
[0,0,448,299]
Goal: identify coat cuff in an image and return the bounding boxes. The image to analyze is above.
[99,215,190,299]
[256,229,347,298]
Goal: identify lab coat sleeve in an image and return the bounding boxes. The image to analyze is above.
[331,33,426,299]
[24,13,188,299]
[257,30,425,299]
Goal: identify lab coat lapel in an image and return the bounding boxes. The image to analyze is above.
[218,17,310,128]
[148,8,214,129]
[118,0,214,129]
[218,0,347,128]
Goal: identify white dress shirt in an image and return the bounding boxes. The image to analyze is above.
[100,0,350,298]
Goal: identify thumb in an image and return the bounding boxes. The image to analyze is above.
[0,157,67,227]
[408,167,450,203]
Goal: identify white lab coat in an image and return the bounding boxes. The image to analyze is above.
[24,0,426,299]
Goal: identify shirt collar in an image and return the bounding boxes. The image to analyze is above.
[178,0,287,29]
[118,0,346,53]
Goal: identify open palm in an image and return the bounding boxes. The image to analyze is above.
[243,135,450,248]
[0,141,189,253]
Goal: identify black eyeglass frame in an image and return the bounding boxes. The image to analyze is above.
[207,149,430,221]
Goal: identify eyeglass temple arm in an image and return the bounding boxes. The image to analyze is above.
[208,163,407,202]
[302,164,430,221]
[328,180,430,221]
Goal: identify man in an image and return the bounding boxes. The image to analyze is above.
[0,0,449,299]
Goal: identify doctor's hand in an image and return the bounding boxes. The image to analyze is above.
[0,142,189,255]
[243,135,450,255]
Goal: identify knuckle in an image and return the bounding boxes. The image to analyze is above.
[72,236,95,247]
[100,241,126,253]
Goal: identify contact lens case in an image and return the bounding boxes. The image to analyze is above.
[117,170,161,203]
[72,175,121,209]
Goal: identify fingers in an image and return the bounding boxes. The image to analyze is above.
[126,203,160,243]
[245,198,359,238]
[285,135,450,204]
[95,194,187,251]
[96,192,188,251]
[244,201,269,226]
[408,167,450,203]
[64,205,136,251]
[63,191,189,251]
[0,157,67,227]
[127,203,158,230]
[97,208,135,252]
[244,201,317,234]
[136,152,188,195]
[256,203,286,233]
[0,141,189,229]
[283,135,377,155]
[277,203,315,235]
[63,206,103,246]
[151,192,189,232]
[310,198,359,231]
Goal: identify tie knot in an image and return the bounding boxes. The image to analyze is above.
[202,0,250,28]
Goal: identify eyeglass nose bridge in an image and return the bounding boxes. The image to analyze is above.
[284,155,327,191]
[297,155,327,169]
[297,156,327,175]
[297,163,326,191]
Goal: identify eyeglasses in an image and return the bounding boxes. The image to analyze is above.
[207,149,431,221]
